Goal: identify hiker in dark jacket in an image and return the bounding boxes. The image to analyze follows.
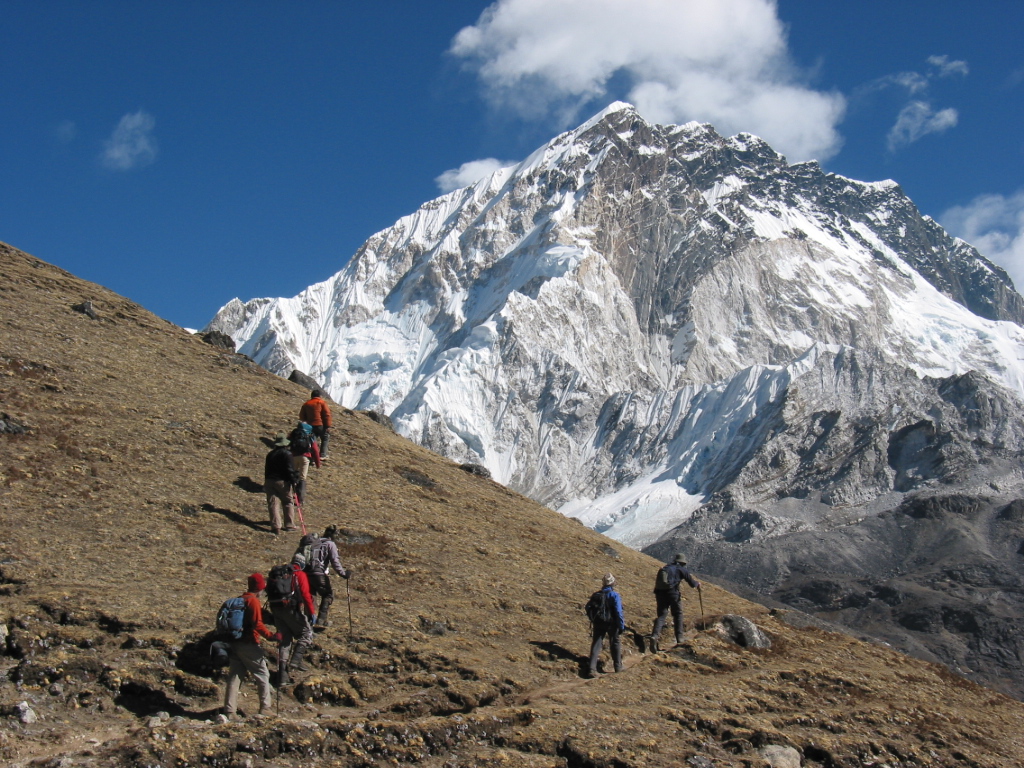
[264,433,298,535]
[307,524,351,630]
[221,573,282,721]
[267,553,317,685]
[299,390,332,461]
[647,553,701,649]
[587,573,626,678]
[289,421,321,505]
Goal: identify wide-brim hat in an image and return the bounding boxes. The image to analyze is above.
[602,573,616,586]
[273,433,290,447]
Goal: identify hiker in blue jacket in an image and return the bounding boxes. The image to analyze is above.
[585,573,625,678]
[647,553,701,651]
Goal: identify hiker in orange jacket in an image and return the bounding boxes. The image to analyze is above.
[299,390,333,461]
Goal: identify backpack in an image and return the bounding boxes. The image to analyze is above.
[265,564,296,606]
[216,596,246,640]
[295,533,325,574]
[289,425,313,455]
[585,589,614,625]
[655,565,681,591]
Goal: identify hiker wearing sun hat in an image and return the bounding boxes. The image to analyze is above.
[584,573,625,678]
[264,433,298,535]
[646,553,700,652]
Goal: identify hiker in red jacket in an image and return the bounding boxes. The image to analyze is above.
[220,574,281,721]
[299,390,333,461]
[267,553,317,685]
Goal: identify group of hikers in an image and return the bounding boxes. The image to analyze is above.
[215,387,703,719]
[214,390,343,721]
[215,524,352,721]
[585,553,701,678]
[262,390,332,535]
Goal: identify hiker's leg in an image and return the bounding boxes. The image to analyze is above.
[670,594,684,642]
[651,592,671,638]
[609,627,623,672]
[272,606,297,680]
[316,425,330,459]
[292,456,309,504]
[588,627,605,674]
[292,614,314,662]
[282,488,296,530]
[236,642,273,713]
[223,644,247,714]
[266,490,283,533]
[310,574,333,625]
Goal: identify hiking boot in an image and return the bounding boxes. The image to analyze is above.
[272,528,281,536]
[288,648,310,672]
[278,667,290,686]
[215,713,231,724]
[283,526,298,532]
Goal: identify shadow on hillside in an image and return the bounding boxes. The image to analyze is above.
[233,475,264,494]
[530,641,588,676]
[202,503,268,533]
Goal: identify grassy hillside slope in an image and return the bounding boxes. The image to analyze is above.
[2,241,1024,767]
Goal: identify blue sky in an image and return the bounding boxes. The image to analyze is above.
[3,1,1023,329]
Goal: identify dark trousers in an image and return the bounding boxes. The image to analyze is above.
[308,573,334,620]
[312,425,330,458]
[651,590,684,642]
[589,623,622,673]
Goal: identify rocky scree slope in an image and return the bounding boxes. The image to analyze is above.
[4,245,1024,765]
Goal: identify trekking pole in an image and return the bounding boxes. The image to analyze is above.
[293,491,307,535]
[698,584,705,626]
[275,638,282,716]
[346,575,353,638]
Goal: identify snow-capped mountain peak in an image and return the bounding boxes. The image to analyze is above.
[207,103,1024,550]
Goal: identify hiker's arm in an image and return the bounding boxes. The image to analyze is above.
[246,594,275,641]
[328,542,346,577]
[299,575,317,617]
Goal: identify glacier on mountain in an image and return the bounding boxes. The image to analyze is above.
[207,102,1024,550]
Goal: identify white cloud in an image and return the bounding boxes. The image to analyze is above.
[886,101,957,150]
[927,55,969,78]
[450,0,846,162]
[941,191,1024,291]
[435,158,514,193]
[101,110,158,171]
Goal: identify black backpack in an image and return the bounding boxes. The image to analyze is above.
[215,596,246,640]
[289,426,313,455]
[265,564,295,606]
[585,589,614,625]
